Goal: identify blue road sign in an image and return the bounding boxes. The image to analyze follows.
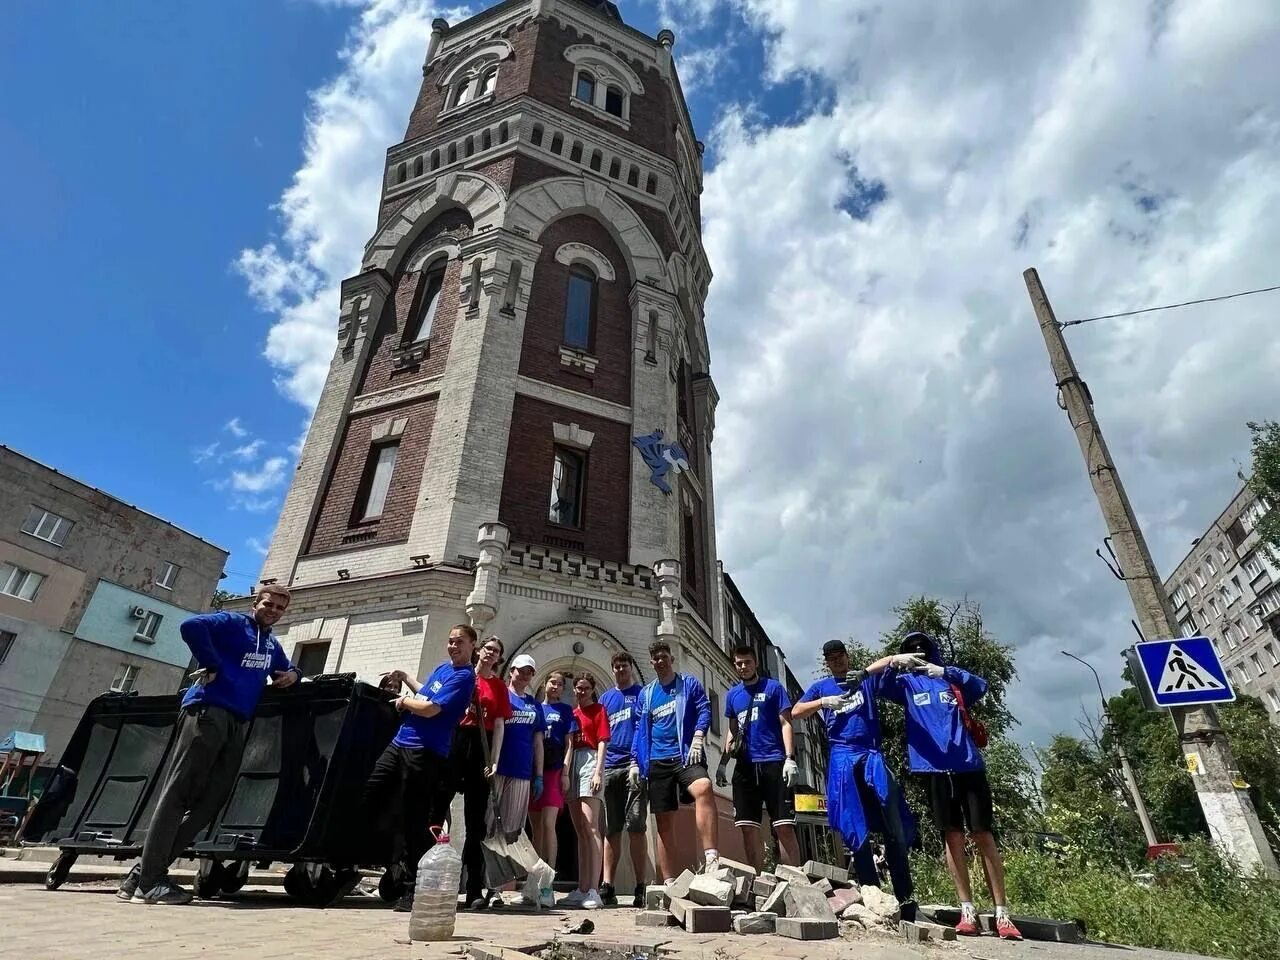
[1135,637,1235,708]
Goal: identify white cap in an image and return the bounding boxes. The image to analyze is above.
[511,654,537,671]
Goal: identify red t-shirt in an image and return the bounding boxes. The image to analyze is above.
[573,703,610,750]
[461,674,514,730]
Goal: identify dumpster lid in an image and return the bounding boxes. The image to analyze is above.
[0,731,46,754]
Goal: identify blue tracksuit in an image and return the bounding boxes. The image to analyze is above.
[179,611,298,721]
[879,648,988,773]
[631,672,711,776]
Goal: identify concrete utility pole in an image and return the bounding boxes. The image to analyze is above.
[1061,650,1159,848]
[1025,268,1279,878]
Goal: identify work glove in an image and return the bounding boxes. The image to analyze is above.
[715,755,730,788]
[891,653,927,671]
[782,758,799,787]
[531,776,544,801]
[820,693,853,711]
[915,662,945,679]
[628,764,642,791]
[688,733,705,766]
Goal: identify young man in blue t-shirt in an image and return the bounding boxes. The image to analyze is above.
[631,640,718,882]
[598,652,648,906]
[122,584,300,906]
[715,646,801,869]
[363,624,477,911]
[794,639,921,920]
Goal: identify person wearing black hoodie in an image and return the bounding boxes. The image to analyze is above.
[869,632,1022,941]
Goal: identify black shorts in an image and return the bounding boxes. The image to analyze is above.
[922,769,994,835]
[602,765,648,835]
[648,758,709,815]
[732,759,795,828]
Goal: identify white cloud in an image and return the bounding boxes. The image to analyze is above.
[224,417,249,438]
[192,441,220,464]
[230,439,266,461]
[229,456,289,494]
[247,537,270,557]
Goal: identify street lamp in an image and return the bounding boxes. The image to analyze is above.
[1060,650,1159,848]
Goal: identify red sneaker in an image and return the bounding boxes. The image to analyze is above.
[996,917,1023,940]
[955,916,981,936]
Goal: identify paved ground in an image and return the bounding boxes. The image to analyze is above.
[0,879,1226,960]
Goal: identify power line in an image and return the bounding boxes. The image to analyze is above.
[1061,283,1280,328]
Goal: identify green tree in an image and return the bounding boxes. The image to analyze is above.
[1248,419,1280,561]
[210,588,236,610]
[1037,731,1146,865]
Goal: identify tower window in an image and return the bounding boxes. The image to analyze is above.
[447,143,457,164]
[396,162,407,184]
[412,156,423,178]
[627,165,639,188]
[549,447,586,528]
[478,67,497,99]
[481,129,492,151]
[454,77,475,107]
[563,266,596,350]
[355,442,400,522]
[605,85,624,117]
[550,132,564,155]
[405,264,445,344]
[430,149,440,170]
[608,158,621,179]
[531,124,544,147]
[569,141,583,164]
[465,135,475,157]
[498,121,509,143]
[589,149,602,172]
[645,174,657,195]
[575,71,596,104]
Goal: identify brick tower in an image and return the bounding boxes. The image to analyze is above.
[254,0,730,864]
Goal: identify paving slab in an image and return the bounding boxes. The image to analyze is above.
[781,880,835,920]
[776,917,839,940]
[665,869,696,901]
[802,860,849,884]
[686,874,733,907]
[732,911,776,934]
[635,910,678,927]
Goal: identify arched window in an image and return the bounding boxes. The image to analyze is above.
[569,141,583,163]
[605,85,624,117]
[447,143,457,164]
[481,129,492,151]
[608,158,621,179]
[589,149,602,172]
[430,149,440,170]
[498,122,509,143]
[575,71,596,104]
[627,165,639,187]
[531,124,544,147]
[412,156,423,178]
[406,263,446,344]
[478,67,497,99]
[645,174,657,195]
[563,265,596,350]
[464,136,475,157]
[395,162,407,184]
[454,76,476,107]
[550,132,564,155]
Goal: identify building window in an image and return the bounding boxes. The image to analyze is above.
[708,688,721,736]
[406,264,445,344]
[569,140,583,163]
[605,85,624,117]
[478,67,497,98]
[1195,567,1207,587]
[1251,653,1264,676]
[1225,625,1237,649]
[296,641,331,678]
[549,447,586,528]
[531,123,544,147]
[354,442,400,522]
[0,563,44,602]
[156,561,179,590]
[110,664,140,694]
[1204,554,1217,575]
[1266,644,1279,667]
[0,630,14,667]
[589,149,602,172]
[550,132,564,155]
[1208,597,1220,617]
[681,491,700,591]
[1268,688,1280,712]
[135,610,162,643]
[1231,575,1243,599]
[1243,553,1265,580]
[1185,578,1197,597]
[1179,619,1195,639]
[575,71,596,104]
[563,266,596,350]
[1218,544,1232,564]
[1171,586,1186,608]
[21,506,73,546]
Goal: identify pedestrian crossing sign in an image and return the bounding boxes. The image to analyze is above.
[1135,637,1235,708]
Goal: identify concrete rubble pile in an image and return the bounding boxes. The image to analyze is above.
[635,858,943,942]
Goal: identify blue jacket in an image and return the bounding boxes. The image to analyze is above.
[180,611,298,721]
[879,641,988,773]
[631,672,711,777]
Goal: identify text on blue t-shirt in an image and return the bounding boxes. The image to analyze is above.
[648,679,682,761]
[799,674,883,749]
[724,677,792,763]
[541,701,575,772]
[600,684,642,769]
[497,689,544,779]
[392,662,476,755]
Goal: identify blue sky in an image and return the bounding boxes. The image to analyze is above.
[5,0,1280,747]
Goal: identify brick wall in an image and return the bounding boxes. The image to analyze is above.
[518,214,633,406]
[498,393,630,562]
[358,209,474,395]
[332,613,428,685]
[304,396,437,556]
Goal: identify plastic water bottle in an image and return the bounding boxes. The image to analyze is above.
[409,827,462,941]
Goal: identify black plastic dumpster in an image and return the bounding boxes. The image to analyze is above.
[21,675,403,905]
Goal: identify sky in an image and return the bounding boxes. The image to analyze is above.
[4,0,1279,752]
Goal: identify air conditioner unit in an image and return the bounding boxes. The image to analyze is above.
[130,606,147,619]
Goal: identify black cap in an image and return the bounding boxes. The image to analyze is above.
[822,640,848,658]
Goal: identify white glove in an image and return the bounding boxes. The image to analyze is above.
[782,757,799,787]
[914,662,944,679]
[820,694,852,711]
[891,653,927,670]
[688,733,705,766]
[628,763,641,790]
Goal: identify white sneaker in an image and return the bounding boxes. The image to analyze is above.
[561,889,587,907]
[582,889,603,910]
[702,855,720,873]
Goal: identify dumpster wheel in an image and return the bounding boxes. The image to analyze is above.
[220,860,250,894]
[45,851,77,890]
[284,864,356,907]
[378,867,405,903]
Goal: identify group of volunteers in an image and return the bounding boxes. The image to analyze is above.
[114,583,1023,941]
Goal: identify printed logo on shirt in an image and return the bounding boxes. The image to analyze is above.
[913,691,932,706]
[240,652,270,671]
[835,690,865,714]
[608,707,632,727]
[508,708,539,725]
[939,690,957,706]
[753,692,767,702]
[429,680,443,693]
[652,700,678,720]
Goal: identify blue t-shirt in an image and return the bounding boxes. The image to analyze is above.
[392,662,476,755]
[497,689,544,779]
[600,684,642,769]
[724,677,792,763]
[541,701,575,772]
[648,678,682,761]
[799,674,883,750]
